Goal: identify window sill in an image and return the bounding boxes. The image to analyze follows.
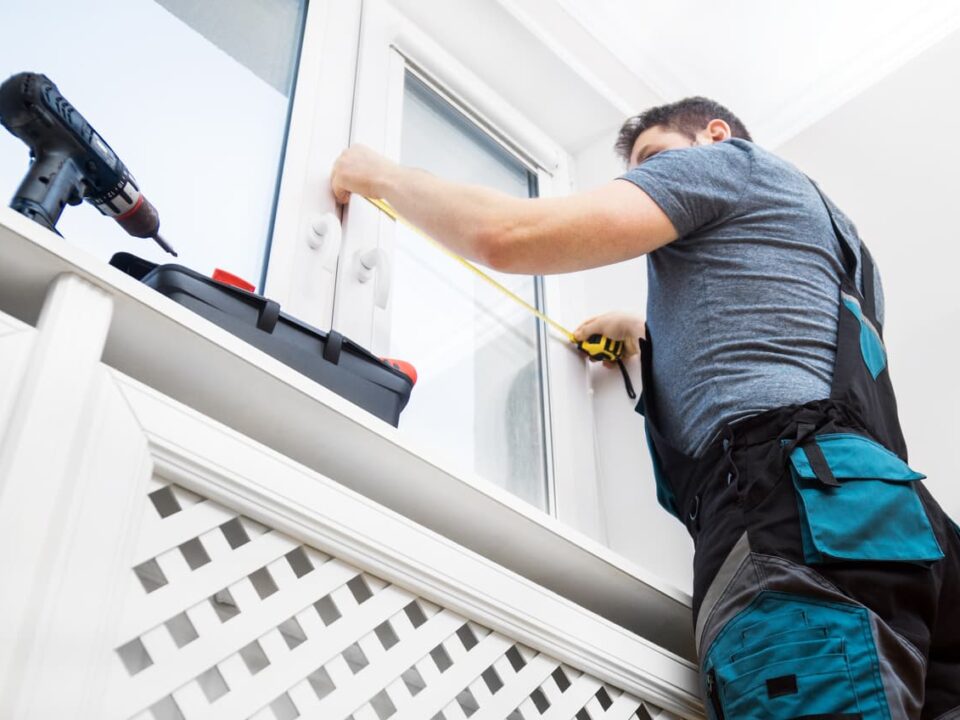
[0,207,694,660]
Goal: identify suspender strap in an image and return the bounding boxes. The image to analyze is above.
[806,176,882,328]
[858,242,879,325]
[806,177,858,281]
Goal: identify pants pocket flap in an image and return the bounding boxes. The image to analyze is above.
[788,433,924,481]
[783,432,943,563]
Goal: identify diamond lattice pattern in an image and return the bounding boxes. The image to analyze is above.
[114,479,677,720]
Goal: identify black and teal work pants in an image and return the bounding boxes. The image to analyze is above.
[688,404,960,719]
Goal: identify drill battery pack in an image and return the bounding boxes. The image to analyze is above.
[110,252,413,426]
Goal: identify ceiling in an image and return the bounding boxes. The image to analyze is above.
[551,0,960,147]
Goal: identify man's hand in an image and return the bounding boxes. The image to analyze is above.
[331,144,399,205]
[574,312,646,361]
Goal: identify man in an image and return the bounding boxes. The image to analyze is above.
[332,97,960,718]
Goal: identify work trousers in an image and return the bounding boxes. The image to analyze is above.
[691,418,960,719]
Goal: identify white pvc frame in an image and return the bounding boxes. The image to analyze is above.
[327,0,604,532]
[261,0,362,330]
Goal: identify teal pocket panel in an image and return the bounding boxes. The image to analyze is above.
[730,625,830,661]
[724,654,858,719]
[842,293,886,379]
[721,637,845,687]
[739,609,807,645]
[786,433,943,563]
[703,592,890,720]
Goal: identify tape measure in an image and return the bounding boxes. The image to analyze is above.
[361,195,636,398]
[578,334,625,363]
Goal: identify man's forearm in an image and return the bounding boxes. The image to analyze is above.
[376,164,529,267]
[331,144,677,274]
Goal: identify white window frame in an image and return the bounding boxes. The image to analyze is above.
[328,0,603,534]
[260,0,361,330]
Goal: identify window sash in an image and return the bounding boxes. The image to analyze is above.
[262,0,602,534]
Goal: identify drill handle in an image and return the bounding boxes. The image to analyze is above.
[10,150,84,232]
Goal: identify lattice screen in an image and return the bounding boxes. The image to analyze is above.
[113,478,680,720]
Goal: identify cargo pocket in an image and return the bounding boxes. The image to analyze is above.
[785,433,944,564]
[703,592,889,720]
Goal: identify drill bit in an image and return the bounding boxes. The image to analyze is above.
[152,233,177,257]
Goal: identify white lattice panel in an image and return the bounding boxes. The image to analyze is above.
[113,478,678,720]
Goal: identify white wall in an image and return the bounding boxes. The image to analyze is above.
[572,131,695,592]
[777,28,960,521]
[558,0,960,148]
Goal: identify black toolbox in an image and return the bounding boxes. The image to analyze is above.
[110,252,413,426]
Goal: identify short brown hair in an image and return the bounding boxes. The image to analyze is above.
[615,96,752,162]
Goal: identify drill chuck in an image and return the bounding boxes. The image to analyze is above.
[0,72,176,255]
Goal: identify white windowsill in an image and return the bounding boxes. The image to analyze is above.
[0,207,695,660]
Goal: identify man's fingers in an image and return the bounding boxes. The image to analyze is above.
[573,317,603,341]
[330,160,351,205]
[331,180,350,205]
[333,186,351,205]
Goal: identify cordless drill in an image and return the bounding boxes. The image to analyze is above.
[0,72,176,255]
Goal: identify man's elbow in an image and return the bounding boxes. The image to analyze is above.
[474,215,534,273]
[477,236,514,272]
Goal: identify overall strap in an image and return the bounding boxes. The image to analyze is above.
[807,177,858,281]
[858,242,879,325]
[806,177,880,325]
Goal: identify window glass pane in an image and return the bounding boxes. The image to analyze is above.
[390,72,549,510]
[0,0,305,287]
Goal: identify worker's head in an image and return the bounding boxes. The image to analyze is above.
[616,97,752,169]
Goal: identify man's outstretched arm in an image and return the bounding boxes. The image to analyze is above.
[331,145,678,275]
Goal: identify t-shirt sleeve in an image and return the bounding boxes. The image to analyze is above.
[617,141,754,238]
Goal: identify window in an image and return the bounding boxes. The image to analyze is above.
[332,1,581,514]
[0,0,306,287]
[0,0,604,529]
[387,72,551,509]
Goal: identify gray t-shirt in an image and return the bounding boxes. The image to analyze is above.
[620,138,883,458]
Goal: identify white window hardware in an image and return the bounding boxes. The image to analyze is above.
[354,247,392,309]
[308,213,343,273]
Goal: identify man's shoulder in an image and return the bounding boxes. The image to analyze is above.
[724,138,798,175]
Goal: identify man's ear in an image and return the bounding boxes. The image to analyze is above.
[706,118,732,142]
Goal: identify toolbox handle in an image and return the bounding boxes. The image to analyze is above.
[324,330,344,365]
[256,299,281,333]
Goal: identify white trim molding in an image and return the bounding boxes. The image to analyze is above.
[114,370,702,717]
[0,265,702,718]
[0,204,695,661]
